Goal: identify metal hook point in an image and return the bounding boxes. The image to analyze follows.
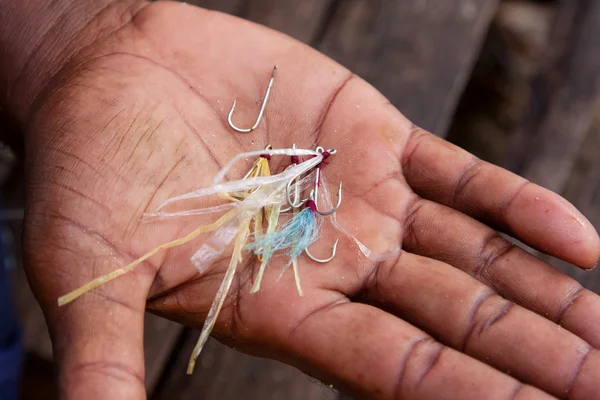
[228,65,278,133]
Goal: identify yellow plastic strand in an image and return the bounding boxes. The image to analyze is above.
[57,146,317,379]
[290,201,304,296]
[187,217,251,374]
[253,208,264,261]
[250,204,281,293]
[252,157,270,262]
[292,257,304,297]
[185,155,274,373]
[58,153,274,308]
[57,209,238,306]
[186,155,278,373]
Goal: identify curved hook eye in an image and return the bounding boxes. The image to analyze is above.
[315,146,337,155]
[228,65,277,133]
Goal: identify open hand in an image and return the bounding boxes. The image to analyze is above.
[19,2,600,399]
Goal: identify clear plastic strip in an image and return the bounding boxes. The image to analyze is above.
[157,150,322,210]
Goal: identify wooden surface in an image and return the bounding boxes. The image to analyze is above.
[152,331,336,400]
[503,0,600,191]
[315,0,500,135]
[190,0,333,43]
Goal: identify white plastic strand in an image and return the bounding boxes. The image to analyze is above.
[143,203,236,221]
[156,149,322,210]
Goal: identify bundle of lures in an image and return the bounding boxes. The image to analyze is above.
[56,66,374,374]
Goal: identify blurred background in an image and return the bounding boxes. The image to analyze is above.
[1,0,599,398]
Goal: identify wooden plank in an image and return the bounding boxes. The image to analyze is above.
[20,353,58,400]
[151,330,335,400]
[316,0,501,136]
[445,1,557,166]
[185,0,333,43]
[553,112,600,292]
[240,0,333,44]
[143,316,184,393]
[503,0,600,192]
[184,0,242,15]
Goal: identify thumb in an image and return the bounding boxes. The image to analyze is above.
[53,292,148,399]
[25,228,152,400]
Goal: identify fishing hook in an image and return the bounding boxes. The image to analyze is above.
[228,65,277,133]
[308,146,342,216]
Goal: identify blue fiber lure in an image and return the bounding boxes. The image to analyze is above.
[245,207,319,264]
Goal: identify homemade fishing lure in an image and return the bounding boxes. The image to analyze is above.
[246,146,342,295]
[57,146,335,372]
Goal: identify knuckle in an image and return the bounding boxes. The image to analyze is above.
[474,233,514,281]
[462,293,513,351]
[395,336,444,399]
[451,158,485,208]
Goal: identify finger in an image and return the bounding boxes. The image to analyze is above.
[362,250,599,399]
[402,197,600,348]
[147,261,551,399]
[401,128,600,268]
[27,232,153,399]
[243,296,551,400]
[50,281,150,399]
[148,280,552,399]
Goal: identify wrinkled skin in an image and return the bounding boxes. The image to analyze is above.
[15,2,600,399]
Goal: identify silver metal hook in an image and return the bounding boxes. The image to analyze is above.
[305,239,339,263]
[228,65,277,133]
[285,177,307,209]
[280,144,307,212]
[309,168,342,216]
